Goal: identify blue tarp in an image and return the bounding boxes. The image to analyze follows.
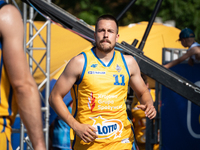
[161,63,200,150]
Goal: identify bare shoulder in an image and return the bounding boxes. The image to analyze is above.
[55,53,85,88]
[0,4,21,22]
[69,53,85,66]
[0,4,23,36]
[63,53,85,77]
[122,54,140,76]
[123,54,137,66]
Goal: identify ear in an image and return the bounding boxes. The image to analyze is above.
[116,34,119,42]
[146,83,149,89]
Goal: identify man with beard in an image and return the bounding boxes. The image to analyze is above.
[49,14,156,150]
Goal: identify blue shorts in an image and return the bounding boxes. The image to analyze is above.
[52,106,72,150]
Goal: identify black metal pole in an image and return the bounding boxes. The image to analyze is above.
[25,0,200,106]
[138,0,163,51]
[116,0,137,21]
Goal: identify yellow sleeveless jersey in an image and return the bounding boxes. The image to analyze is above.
[0,40,17,137]
[71,48,134,150]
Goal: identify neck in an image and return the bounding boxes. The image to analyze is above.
[94,48,114,65]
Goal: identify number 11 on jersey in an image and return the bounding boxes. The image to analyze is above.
[113,74,125,86]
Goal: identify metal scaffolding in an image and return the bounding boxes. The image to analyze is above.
[7,0,51,149]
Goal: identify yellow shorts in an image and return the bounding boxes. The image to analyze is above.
[0,117,12,150]
[0,131,12,150]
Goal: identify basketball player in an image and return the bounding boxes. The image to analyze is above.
[49,14,156,150]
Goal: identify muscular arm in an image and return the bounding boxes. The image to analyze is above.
[164,48,196,68]
[124,55,156,119]
[49,54,98,143]
[0,5,45,149]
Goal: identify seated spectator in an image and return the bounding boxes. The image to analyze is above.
[164,28,200,68]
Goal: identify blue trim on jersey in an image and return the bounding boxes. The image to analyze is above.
[121,53,130,79]
[131,123,139,150]
[132,141,137,150]
[133,56,137,63]
[0,49,3,104]
[114,46,123,51]
[71,85,78,149]
[75,52,87,85]
[72,132,76,149]
[131,125,137,149]
[127,112,135,135]
[91,47,115,67]
[72,85,78,119]
[130,121,135,135]
[126,96,135,149]
[0,1,7,10]
[0,1,6,6]
[7,138,9,150]
[1,117,6,133]
[107,51,115,67]
[8,86,13,115]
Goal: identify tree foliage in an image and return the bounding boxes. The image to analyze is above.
[51,0,200,41]
[13,0,199,41]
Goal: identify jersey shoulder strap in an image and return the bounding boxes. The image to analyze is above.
[0,1,7,9]
[0,1,8,44]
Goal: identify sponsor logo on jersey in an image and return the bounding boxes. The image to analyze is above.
[90,115,123,139]
[88,71,106,74]
[116,64,122,72]
[88,92,95,112]
[88,93,123,112]
[98,104,122,111]
[91,64,98,68]
[97,94,118,100]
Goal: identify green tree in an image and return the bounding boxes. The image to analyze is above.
[16,0,200,41]
[158,0,200,41]
[51,0,200,41]
[119,0,200,41]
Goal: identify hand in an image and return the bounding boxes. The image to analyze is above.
[188,58,194,66]
[75,123,98,143]
[163,64,170,69]
[137,104,156,119]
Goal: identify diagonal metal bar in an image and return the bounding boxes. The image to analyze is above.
[31,21,47,46]
[26,48,47,77]
[32,51,47,75]
[26,21,48,46]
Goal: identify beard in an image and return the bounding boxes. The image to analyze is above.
[96,39,115,53]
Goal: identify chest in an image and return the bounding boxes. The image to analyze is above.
[84,60,129,87]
